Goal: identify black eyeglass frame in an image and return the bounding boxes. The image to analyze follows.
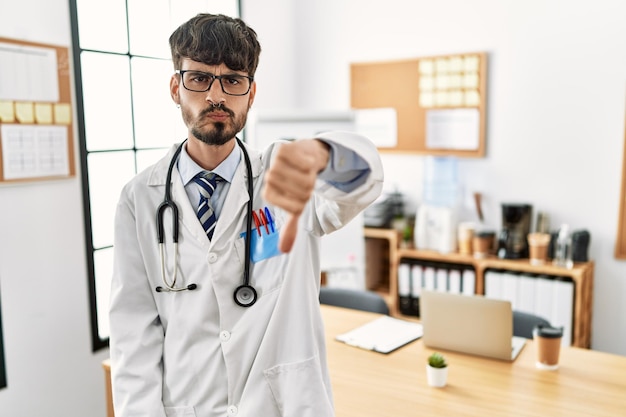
[175,70,254,96]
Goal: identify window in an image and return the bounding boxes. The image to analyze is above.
[69,0,241,351]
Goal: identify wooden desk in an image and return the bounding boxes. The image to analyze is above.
[323,305,625,417]
[103,305,625,417]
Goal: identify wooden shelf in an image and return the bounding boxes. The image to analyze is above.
[364,228,594,348]
[364,228,400,314]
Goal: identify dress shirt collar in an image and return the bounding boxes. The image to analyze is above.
[178,140,242,186]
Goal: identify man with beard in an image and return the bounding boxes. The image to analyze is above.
[109,13,383,417]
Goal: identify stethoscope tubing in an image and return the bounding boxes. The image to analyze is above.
[156,140,185,245]
[155,138,256,306]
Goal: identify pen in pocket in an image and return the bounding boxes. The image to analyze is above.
[252,206,275,236]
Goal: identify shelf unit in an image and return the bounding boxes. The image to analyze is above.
[364,228,400,310]
[364,228,594,348]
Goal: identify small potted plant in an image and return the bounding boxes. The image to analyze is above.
[426,352,448,387]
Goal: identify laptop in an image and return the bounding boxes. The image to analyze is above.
[420,290,526,361]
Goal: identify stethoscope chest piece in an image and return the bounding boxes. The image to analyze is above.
[234,285,257,307]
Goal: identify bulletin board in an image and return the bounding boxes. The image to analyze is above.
[0,37,75,183]
[351,52,487,157]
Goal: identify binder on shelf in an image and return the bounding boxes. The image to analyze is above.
[462,269,476,295]
[533,275,555,330]
[551,278,574,346]
[448,268,462,294]
[516,274,537,315]
[410,264,423,316]
[485,269,504,299]
[500,271,519,311]
[435,267,448,292]
[424,265,436,291]
[397,263,412,316]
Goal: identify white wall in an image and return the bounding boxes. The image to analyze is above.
[0,0,108,415]
[244,0,626,355]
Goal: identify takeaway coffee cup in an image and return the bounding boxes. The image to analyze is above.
[457,222,475,255]
[473,230,495,259]
[533,325,563,370]
[527,232,550,265]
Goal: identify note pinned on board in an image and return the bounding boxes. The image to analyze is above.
[53,103,71,124]
[0,101,14,122]
[15,102,34,123]
[426,108,480,150]
[354,107,398,148]
[1,124,70,179]
[0,41,59,102]
[35,103,53,124]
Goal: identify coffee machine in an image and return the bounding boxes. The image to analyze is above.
[497,203,532,259]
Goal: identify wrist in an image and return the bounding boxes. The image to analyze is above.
[313,139,331,173]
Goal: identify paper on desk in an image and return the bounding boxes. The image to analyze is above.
[335,316,423,354]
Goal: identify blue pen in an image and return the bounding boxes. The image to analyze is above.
[264,206,274,233]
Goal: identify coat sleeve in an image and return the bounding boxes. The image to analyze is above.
[109,185,167,417]
[303,130,384,235]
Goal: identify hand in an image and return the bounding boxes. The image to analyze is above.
[262,140,330,252]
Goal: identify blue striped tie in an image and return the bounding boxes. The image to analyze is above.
[193,172,220,240]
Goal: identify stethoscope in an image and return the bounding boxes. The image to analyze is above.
[155,137,257,307]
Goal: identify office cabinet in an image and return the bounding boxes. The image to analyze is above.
[364,228,594,348]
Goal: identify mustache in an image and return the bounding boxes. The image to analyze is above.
[199,105,234,118]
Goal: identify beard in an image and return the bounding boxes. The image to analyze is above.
[183,105,248,146]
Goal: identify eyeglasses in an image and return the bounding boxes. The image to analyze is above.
[176,70,253,96]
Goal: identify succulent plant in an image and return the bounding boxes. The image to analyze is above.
[428,352,447,368]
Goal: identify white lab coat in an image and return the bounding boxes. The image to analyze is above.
[110,131,383,417]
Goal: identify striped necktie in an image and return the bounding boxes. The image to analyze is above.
[193,171,220,240]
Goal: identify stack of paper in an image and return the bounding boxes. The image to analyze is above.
[335,316,423,354]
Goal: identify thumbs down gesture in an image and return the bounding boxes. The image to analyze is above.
[262,140,330,253]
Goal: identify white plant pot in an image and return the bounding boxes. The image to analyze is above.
[426,365,448,387]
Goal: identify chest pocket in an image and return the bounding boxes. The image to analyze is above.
[240,225,282,263]
[239,206,283,263]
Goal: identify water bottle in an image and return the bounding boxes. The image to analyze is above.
[552,224,573,269]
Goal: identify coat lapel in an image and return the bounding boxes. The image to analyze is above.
[212,144,264,242]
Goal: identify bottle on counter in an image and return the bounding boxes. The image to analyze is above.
[552,224,573,269]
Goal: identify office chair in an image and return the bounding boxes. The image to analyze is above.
[513,311,551,339]
[319,287,390,315]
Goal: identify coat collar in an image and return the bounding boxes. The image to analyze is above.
[147,140,264,187]
[146,140,264,245]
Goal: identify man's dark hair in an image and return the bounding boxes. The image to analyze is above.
[169,13,261,77]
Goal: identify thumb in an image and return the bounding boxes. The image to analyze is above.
[279,214,299,253]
